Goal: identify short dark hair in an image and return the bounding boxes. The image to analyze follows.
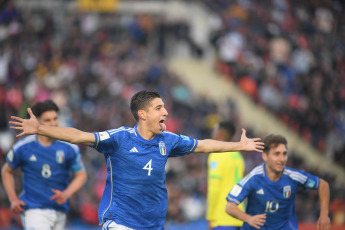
[130,90,161,122]
[263,134,288,154]
[31,100,59,118]
[218,121,236,139]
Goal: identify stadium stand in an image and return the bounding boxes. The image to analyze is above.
[0,0,344,229]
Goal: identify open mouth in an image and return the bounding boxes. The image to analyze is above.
[159,120,166,131]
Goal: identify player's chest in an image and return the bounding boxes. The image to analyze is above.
[114,142,170,177]
[22,146,69,170]
[252,180,298,212]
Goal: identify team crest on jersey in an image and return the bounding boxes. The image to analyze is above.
[159,141,166,156]
[283,185,291,198]
[56,150,65,163]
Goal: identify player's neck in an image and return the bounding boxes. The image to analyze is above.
[265,164,282,182]
[37,135,54,146]
[137,123,155,140]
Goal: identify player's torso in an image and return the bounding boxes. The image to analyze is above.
[15,140,74,211]
[110,136,170,185]
[20,141,72,186]
[246,175,298,229]
[101,135,170,228]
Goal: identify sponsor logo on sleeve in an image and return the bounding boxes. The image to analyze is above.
[305,179,316,189]
[7,150,14,162]
[180,135,190,141]
[230,184,243,197]
[99,132,110,141]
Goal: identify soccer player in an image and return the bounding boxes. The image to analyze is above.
[2,100,87,230]
[207,121,245,230]
[225,134,331,230]
[9,90,264,230]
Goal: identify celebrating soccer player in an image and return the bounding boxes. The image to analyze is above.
[9,90,264,230]
[2,100,87,230]
[226,134,331,230]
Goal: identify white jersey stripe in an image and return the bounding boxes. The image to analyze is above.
[13,135,36,151]
[284,169,308,183]
[240,165,263,186]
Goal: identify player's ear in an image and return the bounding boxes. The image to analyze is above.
[138,109,146,120]
[262,152,268,162]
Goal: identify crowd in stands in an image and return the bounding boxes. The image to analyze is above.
[205,0,345,165]
[204,0,345,225]
[0,0,344,228]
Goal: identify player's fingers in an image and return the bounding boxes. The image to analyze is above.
[255,148,263,153]
[19,200,26,206]
[10,126,23,131]
[241,128,246,137]
[28,108,36,118]
[257,220,265,226]
[255,143,264,148]
[252,138,262,142]
[16,132,25,138]
[50,195,58,200]
[17,206,24,212]
[252,224,260,229]
[10,116,24,122]
[9,121,22,126]
[16,132,26,138]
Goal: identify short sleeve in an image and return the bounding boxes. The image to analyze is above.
[69,146,85,173]
[226,176,253,205]
[6,149,21,169]
[92,130,118,155]
[170,134,198,157]
[300,171,320,190]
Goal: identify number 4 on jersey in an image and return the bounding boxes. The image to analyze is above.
[143,159,153,176]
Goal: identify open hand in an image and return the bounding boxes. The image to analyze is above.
[9,108,39,138]
[10,199,26,214]
[317,215,331,230]
[240,129,264,152]
[248,213,266,229]
[50,189,68,205]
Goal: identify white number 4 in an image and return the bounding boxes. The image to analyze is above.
[143,159,153,176]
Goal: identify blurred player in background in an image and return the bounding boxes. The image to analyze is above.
[9,90,264,230]
[2,100,87,230]
[207,121,245,230]
[225,134,331,230]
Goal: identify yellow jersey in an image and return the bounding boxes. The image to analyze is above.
[206,151,245,227]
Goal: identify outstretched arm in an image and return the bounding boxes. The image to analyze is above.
[226,202,266,229]
[317,179,331,230]
[194,129,264,153]
[9,108,95,146]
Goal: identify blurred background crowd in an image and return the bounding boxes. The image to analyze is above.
[0,0,344,229]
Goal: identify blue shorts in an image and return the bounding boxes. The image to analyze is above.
[213,227,240,230]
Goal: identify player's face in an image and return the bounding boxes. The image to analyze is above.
[212,127,230,142]
[263,143,287,175]
[144,97,168,134]
[38,110,59,127]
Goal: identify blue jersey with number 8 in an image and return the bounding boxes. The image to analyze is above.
[6,135,84,213]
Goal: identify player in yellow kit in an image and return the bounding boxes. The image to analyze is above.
[207,121,245,230]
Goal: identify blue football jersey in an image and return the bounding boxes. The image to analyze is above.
[6,135,84,213]
[227,163,320,230]
[92,126,198,230]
